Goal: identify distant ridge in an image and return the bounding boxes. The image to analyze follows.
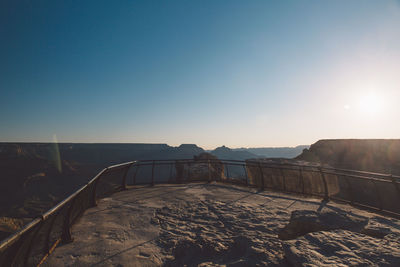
[296,139,400,175]
[210,145,258,160]
[232,145,309,158]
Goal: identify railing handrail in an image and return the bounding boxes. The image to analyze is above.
[0,161,137,252]
[130,159,400,181]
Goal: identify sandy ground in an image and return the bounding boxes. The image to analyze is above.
[45,182,400,266]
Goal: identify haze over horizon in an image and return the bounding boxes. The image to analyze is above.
[1,1,400,148]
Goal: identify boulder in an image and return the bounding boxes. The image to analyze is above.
[278,210,368,240]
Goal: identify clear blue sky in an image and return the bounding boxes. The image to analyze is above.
[1,0,399,149]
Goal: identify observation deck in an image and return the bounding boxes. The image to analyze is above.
[45,183,400,266]
[1,159,400,266]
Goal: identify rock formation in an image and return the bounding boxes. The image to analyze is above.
[296,139,400,175]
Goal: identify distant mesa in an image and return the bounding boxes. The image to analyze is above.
[211,145,258,160]
[177,144,204,154]
[296,139,400,175]
[234,145,309,158]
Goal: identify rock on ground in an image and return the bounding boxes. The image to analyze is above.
[283,230,400,266]
[278,209,369,240]
[154,199,285,266]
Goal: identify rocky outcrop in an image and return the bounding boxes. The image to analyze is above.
[155,198,286,266]
[296,139,400,175]
[280,209,400,266]
[278,210,368,240]
[174,153,225,183]
[211,146,258,160]
[282,230,400,266]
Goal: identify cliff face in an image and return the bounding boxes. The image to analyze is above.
[296,139,400,175]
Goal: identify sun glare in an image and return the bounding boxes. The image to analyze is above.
[358,92,384,116]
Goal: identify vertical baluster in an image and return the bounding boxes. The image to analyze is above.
[243,164,248,186]
[258,162,265,190]
[151,160,155,186]
[132,164,139,186]
[226,163,230,182]
[299,166,305,194]
[121,163,132,190]
[319,167,329,201]
[280,168,286,191]
[207,159,211,183]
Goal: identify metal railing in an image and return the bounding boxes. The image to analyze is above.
[1,158,399,266]
[0,161,136,267]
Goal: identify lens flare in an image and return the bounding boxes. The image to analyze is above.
[52,134,62,173]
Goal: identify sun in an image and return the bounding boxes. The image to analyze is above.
[358,92,384,116]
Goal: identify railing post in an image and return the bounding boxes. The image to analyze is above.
[258,162,265,190]
[371,180,383,211]
[343,175,354,204]
[91,177,100,207]
[61,197,76,244]
[23,220,44,266]
[169,162,173,182]
[225,163,230,182]
[6,234,27,266]
[133,165,139,185]
[319,167,329,201]
[188,162,191,181]
[299,166,305,194]
[121,164,131,190]
[390,175,400,212]
[243,164,248,185]
[175,160,182,183]
[207,159,211,183]
[151,160,155,186]
[44,212,60,254]
[391,174,400,195]
[280,168,286,191]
